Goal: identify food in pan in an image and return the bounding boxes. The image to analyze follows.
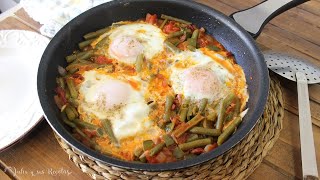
[54,13,248,163]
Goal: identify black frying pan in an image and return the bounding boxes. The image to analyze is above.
[37,0,306,171]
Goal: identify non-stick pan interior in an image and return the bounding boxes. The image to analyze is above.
[38,0,269,171]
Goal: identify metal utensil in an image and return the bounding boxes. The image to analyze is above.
[264,51,320,179]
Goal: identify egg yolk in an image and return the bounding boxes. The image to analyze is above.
[88,80,131,110]
[108,35,143,64]
[183,67,221,100]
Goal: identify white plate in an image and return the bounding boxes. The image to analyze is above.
[0,30,49,150]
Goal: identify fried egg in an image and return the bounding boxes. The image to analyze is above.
[107,22,166,64]
[78,70,160,141]
[169,49,248,103]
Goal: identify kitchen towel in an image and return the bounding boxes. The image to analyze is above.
[21,0,113,38]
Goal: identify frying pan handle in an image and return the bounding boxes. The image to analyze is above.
[230,0,308,38]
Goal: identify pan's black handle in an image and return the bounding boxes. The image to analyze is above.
[230,0,308,39]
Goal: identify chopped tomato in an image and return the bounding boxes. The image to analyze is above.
[55,87,67,104]
[226,51,233,57]
[146,13,158,25]
[170,115,180,125]
[174,132,188,144]
[197,37,210,48]
[54,95,64,109]
[163,21,180,34]
[94,55,112,64]
[204,143,218,152]
[191,148,204,155]
[145,148,176,163]
[177,41,188,51]
[173,94,181,109]
[188,24,197,31]
[71,73,84,85]
[226,102,236,114]
[83,129,97,138]
[180,33,187,42]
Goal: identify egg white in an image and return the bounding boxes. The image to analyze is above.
[107,23,166,64]
[169,50,235,102]
[78,70,158,141]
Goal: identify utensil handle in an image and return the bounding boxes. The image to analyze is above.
[230,0,308,38]
[296,72,319,180]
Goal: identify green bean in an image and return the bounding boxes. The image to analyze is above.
[65,51,87,63]
[187,104,194,121]
[172,114,204,138]
[164,95,174,122]
[74,127,98,148]
[74,120,97,130]
[135,54,144,72]
[68,97,79,107]
[191,29,199,39]
[179,98,190,122]
[161,14,192,25]
[167,31,184,38]
[78,50,94,60]
[206,45,221,51]
[96,36,110,48]
[134,147,143,157]
[165,122,174,133]
[69,105,78,118]
[149,142,165,156]
[67,67,79,74]
[199,98,208,114]
[187,44,196,51]
[96,128,104,137]
[66,78,78,98]
[190,127,221,136]
[143,140,154,151]
[217,116,242,145]
[159,19,168,29]
[62,113,76,128]
[65,88,70,99]
[84,27,110,40]
[206,111,217,122]
[173,147,184,159]
[101,119,119,146]
[203,119,214,129]
[186,134,199,142]
[163,134,175,147]
[65,106,76,120]
[182,98,190,108]
[226,97,241,122]
[211,100,220,109]
[78,59,93,64]
[167,37,180,46]
[192,106,199,116]
[179,138,212,151]
[234,97,241,116]
[216,93,236,131]
[56,77,65,89]
[65,62,87,72]
[78,39,95,49]
[187,29,199,50]
[164,41,181,53]
[139,153,147,163]
[179,107,188,122]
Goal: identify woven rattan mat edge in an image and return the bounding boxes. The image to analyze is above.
[55,75,284,180]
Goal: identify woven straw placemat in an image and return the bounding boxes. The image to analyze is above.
[55,75,284,180]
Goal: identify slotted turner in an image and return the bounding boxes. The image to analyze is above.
[264,51,320,179]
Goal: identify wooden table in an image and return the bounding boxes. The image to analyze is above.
[0,1,319,179]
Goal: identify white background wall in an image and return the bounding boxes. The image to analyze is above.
[0,0,17,12]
